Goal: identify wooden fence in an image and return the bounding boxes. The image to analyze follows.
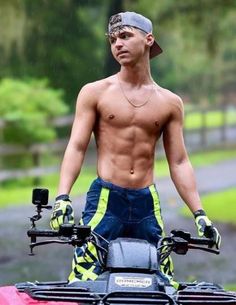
[0,105,236,182]
[183,104,236,152]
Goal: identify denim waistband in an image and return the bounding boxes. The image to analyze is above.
[95,177,155,193]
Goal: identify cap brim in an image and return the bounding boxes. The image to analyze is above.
[150,40,163,59]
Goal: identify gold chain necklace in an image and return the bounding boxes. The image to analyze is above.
[117,74,155,108]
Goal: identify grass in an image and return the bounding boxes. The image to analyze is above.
[184,108,236,130]
[224,284,236,292]
[181,188,236,225]
[155,147,236,178]
[0,167,96,208]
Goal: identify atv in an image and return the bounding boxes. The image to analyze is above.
[0,188,235,305]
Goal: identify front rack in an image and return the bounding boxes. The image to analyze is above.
[26,287,100,304]
[18,284,176,304]
[176,289,236,304]
[102,291,176,304]
[17,281,236,305]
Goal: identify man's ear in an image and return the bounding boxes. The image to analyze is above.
[146,33,155,47]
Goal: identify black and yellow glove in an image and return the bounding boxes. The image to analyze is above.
[194,209,221,249]
[50,194,74,230]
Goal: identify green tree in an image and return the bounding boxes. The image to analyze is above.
[128,0,236,104]
[0,0,108,108]
[0,78,68,146]
[0,0,235,106]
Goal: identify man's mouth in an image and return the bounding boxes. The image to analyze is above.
[117,51,128,57]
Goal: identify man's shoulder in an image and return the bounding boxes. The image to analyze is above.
[82,75,115,93]
[155,84,183,110]
[76,76,115,105]
[156,84,182,103]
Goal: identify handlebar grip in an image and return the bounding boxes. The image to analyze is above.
[189,237,214,246]
[27,229,59,238]
[171,230,214,247]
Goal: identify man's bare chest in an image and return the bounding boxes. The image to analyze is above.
[97,96,170,133]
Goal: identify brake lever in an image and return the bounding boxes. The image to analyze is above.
[188,244,220,255]
[29,239,70,255]
[171,230,218,250]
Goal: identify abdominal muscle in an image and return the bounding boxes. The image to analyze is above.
[95,124,158,189]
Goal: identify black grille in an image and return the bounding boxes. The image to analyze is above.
[23,286,175,304]
[176,289,236,304]
[25,286,100,303]
[102,291,175,305]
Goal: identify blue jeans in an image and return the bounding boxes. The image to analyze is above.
[68,177,173,282]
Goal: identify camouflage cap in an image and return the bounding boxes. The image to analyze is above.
[108,11,163,59]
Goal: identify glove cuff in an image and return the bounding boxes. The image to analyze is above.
[56,194,71,202]
[193,209,206,218]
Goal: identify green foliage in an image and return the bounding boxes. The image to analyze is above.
[0,0,236,106]
[0,78,68,145]
[129,0,236,103]
[0,0,108,107]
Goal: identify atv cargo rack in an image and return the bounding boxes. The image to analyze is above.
[176,289,236,304]
[18,284,176,304]
[16,281,236,305]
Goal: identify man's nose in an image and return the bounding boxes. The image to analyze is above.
[115,38,123,49]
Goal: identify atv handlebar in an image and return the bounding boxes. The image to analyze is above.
[157,230,219,265]
[27,224,92,255]
[27,188,219,262]
[170,229,219,251]
[27,225,219,257]
[28,224,91,239]
[27,229,59,238]
[27,187,219,256]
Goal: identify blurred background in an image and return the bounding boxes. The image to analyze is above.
[0,0,236,290]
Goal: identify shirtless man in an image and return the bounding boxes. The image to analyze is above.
[50,12,221,284]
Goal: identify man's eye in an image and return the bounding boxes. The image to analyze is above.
[120,33,129,39]
[110,38,116,44]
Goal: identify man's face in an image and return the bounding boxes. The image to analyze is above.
[108,26,149,65]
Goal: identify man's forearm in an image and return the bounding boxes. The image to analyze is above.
[169,159,202,213]
[57,146,85,196]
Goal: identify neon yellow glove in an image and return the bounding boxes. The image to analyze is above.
[50,194,74,230]
[194,209,221,249]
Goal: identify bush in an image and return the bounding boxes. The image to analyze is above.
[0,78,68,145]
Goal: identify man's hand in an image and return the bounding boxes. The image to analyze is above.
[194,209,221,249]
[50,194,74,230]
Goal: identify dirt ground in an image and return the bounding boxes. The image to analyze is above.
[0,159,236,287]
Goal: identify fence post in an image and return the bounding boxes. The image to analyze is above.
[32,151,41,185]
[200,108,207,147]
[0,120,5,171]
[221,104,227,142]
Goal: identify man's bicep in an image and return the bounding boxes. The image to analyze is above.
[162,103,187,165]
[69,86,97,151]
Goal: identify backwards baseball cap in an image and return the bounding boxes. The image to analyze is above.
[108,11,163,59]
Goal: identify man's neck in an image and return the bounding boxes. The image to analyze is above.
[119,62,152,85]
